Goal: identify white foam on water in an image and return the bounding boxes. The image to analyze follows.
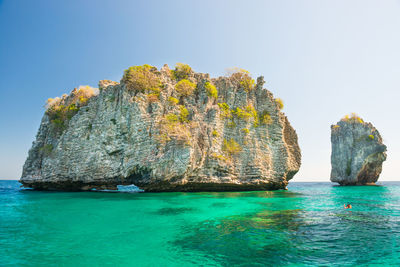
[117,184,144,193]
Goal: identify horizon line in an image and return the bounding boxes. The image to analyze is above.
[1,179,399,182]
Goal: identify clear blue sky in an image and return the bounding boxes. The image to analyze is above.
[1,0,400,181]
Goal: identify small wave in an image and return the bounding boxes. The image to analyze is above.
[117,184,144,193]
[91,184,144,193]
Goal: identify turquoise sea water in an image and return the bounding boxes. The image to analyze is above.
[1,180,400,266]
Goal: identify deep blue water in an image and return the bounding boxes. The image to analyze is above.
[1,180,400,266]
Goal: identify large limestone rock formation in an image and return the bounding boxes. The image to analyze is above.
[20,64,301,192]
[330,114,387,185]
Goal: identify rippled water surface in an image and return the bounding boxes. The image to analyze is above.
[1,180,400,266]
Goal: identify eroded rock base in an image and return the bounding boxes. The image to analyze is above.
[21,180,288,192]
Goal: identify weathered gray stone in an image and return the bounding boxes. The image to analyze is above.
[330,116,387,185]
[20,65,301,192]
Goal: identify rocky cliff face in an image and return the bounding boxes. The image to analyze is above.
[20,64,301,192]
[330,114,386,185]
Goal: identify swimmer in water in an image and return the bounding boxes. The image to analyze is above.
[344,203,352,209]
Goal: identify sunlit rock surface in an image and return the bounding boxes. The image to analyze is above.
[20,64,301,192]
[330,115,386,185]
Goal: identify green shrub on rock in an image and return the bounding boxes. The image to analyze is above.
[222,138,242,156]
[227,120,237,128]
[275,98,284,110]
[246,105,259,126]
[240,77,255,92]
[47,104,77,131]
[168,97,179,105]
[179,105,189,123]
[241,128,250,135]
[227,68,255,92]
[171,63,192,80]
[211,153,228,162]
[166,113,179,123]
[342,113,364,124]
[205,82,218,99]
[232,104,259,127]
[217,103,232,118]
[212,130,219,137]
[175,79,196,96]
[46,86,98,133]
[159,113,191,146]
[122,64,161,96]
[39,144,53,156]
[260,110,273,124]
[157,104,192,145]
[233,107,252,120]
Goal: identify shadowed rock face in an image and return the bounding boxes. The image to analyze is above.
[20,65,301,192]
[330,117,387,185]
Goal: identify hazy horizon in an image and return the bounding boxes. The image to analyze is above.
[1,0,400,182]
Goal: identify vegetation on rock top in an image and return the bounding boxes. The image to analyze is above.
[227,67,255,92]
[175,79,197,96]
[171,63,192,80]
[43,64,277,152]
[46,86,98,132]
[275,98,284,110]
[341,113,364,124]
[122,64,162,96]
